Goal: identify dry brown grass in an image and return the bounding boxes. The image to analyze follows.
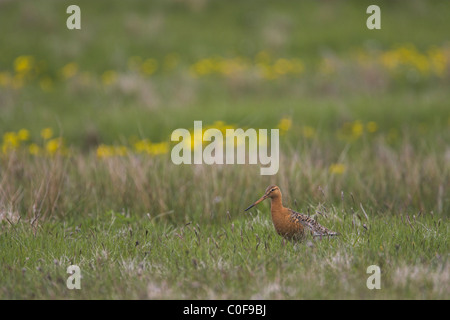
[0,131,447,225]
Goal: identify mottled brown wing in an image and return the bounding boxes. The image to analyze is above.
[288,209,338,236]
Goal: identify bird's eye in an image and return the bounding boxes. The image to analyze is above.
[271,188,275,191]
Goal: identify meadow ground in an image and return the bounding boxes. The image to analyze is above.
[0,0,449,299]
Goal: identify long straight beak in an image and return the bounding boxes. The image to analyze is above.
[244,195,268,211]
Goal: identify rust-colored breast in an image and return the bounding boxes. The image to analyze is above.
[271,208,305,239]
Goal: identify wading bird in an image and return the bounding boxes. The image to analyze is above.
[245,185,338,240]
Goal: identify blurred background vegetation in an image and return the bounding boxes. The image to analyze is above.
[0,0,449,221]
[1,0,449,146]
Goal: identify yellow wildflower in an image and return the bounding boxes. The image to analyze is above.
[218,57,248,76]
[273,58,304,75]
[28,143,41,156]
[290,58,304,74]
[96,144,112,158]
[141,58,158,75]
[14,55,34,74]
[273,58,292,75]
[255,51,271,65]
[190,58,215,76]
[41,128,53,140]
[2,132,19,146]
[302,126,316,139]
[257,63,278,80]
[96,144,128,158]
[277,117,292,133]
[427,47,447,77]
[61,62,78,79]
[380,50,400,71]
[45,138,64,155]
[114,146,128,156]
[366,121,378,133]
[17,129,30,141]
[148,142,169,155]
[133,139,169,155]
[351,120,364,139]
[329,163,346,175]
[134,139,151,154]
[102,70,118,86]
[2,132,20,154]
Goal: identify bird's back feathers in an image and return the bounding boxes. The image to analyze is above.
[288,209,339,237]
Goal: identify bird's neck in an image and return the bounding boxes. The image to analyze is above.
[270,195,284,212]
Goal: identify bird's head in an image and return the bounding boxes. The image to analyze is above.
[244,185,281,211]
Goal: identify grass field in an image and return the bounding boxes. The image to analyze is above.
[0,0,449,300]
